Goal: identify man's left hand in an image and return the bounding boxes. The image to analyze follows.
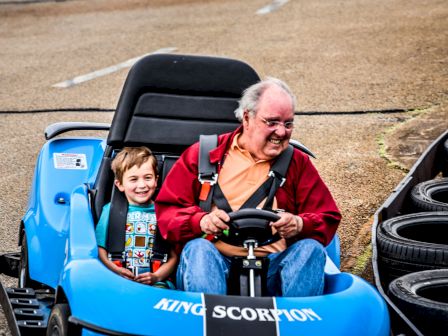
[270,212,303,239]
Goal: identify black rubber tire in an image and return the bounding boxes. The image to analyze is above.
[377,212,448,284]
[444,138,448,177]
[411,178,448,212]
[18,232,41,289]
[47,303,80,336]
[388,269,448,336]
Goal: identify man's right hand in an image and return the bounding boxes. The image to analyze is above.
[200,209,230,235]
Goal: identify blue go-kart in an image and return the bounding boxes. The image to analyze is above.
[0,54,389,336]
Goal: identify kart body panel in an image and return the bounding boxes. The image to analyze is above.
[20,137,388,335]
[0,54,389,335]
[22,137,106,289]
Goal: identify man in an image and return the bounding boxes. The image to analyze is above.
[156,77,341,296]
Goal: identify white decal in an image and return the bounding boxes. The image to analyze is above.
[153,298,322,323]
[212,305,226,319]
[301,308,323,321]
[256,308,276,322]
[154,298,205,316]
[210,306,322,322]
[53,153,87,170]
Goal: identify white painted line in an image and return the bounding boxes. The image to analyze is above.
[256,0,289,15]
[52,47,177,88]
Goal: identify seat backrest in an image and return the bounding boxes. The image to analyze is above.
[107,53,260,153]
[158,155,179,189]
[92,54,260,221]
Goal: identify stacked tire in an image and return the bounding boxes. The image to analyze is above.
[410,178,448,212]
[377,176,448,335]
[388,269,448,335]
[377,211,448,284]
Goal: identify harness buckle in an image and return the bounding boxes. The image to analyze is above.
[268,170,286,187]
[198,173,218,201]
[198,172,218,186]
[150,251,169,264]
[150,252,168,272]
[108,251,126,265]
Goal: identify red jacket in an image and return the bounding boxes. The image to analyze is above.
[156,127,341,251]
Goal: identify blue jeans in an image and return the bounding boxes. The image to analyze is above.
[176,238,326,297]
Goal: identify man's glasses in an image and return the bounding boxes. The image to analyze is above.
[258,116,295,130]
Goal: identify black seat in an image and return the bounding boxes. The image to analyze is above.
[92,53,261,221]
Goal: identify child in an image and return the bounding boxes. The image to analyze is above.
[95,146,177,287]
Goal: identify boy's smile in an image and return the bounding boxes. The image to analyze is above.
[115,161,158,205]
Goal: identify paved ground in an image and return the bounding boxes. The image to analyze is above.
[0,0,447,334]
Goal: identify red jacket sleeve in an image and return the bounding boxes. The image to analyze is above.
[155,143,207,245]
[279,150,341,247]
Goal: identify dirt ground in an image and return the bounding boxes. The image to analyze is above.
[0,0,447,334]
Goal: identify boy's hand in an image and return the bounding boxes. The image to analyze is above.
[135,271,160,285]
[118,267,135,280]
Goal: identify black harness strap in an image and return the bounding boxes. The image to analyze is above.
[150,227,169,266]
[198,133,295,212]
[107,185,128,262]
[198,134,219,212]
[211,184,233,213]
[239,145,294,210]
[232,145,294,210]
[263,145,294,210]
[106,169,169,269]
[238,179,272,209]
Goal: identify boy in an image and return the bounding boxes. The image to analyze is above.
[95,146,177,287]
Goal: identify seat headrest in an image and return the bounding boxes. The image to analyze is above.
[107,54,260,153]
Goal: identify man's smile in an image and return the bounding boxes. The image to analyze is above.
[269,138,282,145]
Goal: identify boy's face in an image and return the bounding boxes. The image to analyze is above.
[115,161,158,206]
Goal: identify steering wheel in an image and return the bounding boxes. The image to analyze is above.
[219,208,281,247]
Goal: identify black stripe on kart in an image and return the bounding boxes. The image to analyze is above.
[203,294,277,336]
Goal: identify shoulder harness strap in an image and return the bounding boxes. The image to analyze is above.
[198,134,218,212]
[240,144,294,210]
[198,134,295,212]
[107,185,128,263]
[263,144,294,209]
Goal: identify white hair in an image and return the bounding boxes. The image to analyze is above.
[234,77,296,121]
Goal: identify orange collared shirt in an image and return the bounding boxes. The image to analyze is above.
[214,134,286,256]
